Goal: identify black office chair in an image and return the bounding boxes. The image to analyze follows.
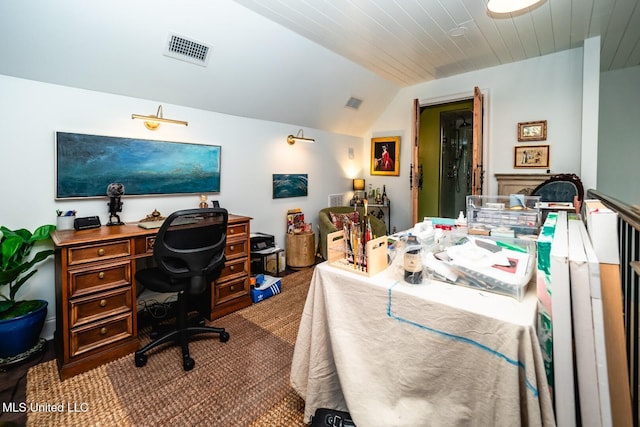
[134,208,230,371]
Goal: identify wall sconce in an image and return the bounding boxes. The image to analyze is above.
[487,0,543,13]
[131,105,188,130]
[287,129,315,145]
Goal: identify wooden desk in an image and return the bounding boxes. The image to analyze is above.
[51,214,251,380]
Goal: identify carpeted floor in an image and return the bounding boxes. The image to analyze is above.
[24,267,314,426]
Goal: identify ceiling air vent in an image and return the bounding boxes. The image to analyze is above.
[164,32,211,67]
[345,97,363,110]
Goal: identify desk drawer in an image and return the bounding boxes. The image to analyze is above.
[218,258,248,282]
[227,222,248,239]
[68,240,131,266]
[70,312,133,358]
[215,276,249,305]
[70,287,132,328]
[68,261,131,298]
[225,239,248,260]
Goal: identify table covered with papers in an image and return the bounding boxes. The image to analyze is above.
[290,261,555,426]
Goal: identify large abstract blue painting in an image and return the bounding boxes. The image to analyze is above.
[55,132,221,199]
[272,174,308,199]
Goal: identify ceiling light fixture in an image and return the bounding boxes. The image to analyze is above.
[287,129,315,145]
[487,0,543,13]
[448,26,467,37]
[131,105,188,130]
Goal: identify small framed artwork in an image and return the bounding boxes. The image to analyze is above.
[272,173,308,199]
[514,145,550,168]
[517,120,547,142]
[371,136,400,176]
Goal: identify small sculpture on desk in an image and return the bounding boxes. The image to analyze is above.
[106,183,125,226]
[199,194,209,208]
[139,209,165,223]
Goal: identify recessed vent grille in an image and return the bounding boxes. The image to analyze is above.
[345,97,363,110]
[328,194,345,207]
[164,33,211,66]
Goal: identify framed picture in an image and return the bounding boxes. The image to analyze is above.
[272,173,308,199]
[514,145,550,168]
[55,132,221,199]
[371,136,400,176]
[517,120,547,142]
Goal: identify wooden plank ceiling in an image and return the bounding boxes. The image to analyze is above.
[233,0,640,86]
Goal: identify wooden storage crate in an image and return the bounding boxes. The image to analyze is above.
[326,230,388,277]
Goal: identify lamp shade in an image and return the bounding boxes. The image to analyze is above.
[353,179,365,191]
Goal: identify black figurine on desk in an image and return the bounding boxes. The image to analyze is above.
[106,182,125,226]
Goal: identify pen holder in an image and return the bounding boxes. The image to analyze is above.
[56,215,76,231]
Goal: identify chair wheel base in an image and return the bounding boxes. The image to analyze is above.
[134,352,148,367]
[183,356,195,371]
[220,331,230,342]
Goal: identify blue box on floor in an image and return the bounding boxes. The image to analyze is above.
[251,275,282,303]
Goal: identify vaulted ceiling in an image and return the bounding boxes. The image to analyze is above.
[235,0,640,86]
[1,0,638,136]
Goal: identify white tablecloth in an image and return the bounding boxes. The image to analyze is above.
[290,262,555,426]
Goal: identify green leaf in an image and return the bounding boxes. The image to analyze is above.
[1,235,24,270]
[0,224,55,304]
[0,300,14,315]
[29,225,56,243]
[11,269,38,300]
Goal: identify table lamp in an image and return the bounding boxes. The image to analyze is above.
[353,178,365,203]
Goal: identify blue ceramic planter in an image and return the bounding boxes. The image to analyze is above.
[0,300,48,359]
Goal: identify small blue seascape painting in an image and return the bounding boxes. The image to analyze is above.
[272,174,308,199]
[55,132,221,199]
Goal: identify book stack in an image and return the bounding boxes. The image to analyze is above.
[286,208,307,233]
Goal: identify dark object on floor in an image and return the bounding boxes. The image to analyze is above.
[310,408,356,427]
[0,339,54,426]
[134,208,230,371]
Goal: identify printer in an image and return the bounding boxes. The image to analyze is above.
[250,232,282,276]
[250,232,275,252]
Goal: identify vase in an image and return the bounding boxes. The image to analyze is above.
[0,300,48,359]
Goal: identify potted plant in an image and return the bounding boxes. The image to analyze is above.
[0,224,56,359]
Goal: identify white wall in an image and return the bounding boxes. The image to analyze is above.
[599,65,640,205]
[0,74,365,338]
[367,48,585,232]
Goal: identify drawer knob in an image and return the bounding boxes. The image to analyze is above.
[98,248,105,256]
[230,285,235,291]
[98,272,105,279]
[229,245,235,251]
[100,327,107,335]
[230,265,235,271]
[99,299,107,307]
[230,228,235,234]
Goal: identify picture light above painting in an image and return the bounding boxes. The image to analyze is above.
[55,132,221,199]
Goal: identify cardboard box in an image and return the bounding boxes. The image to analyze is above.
[583,200,620,264]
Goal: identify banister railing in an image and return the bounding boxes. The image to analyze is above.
[587,189,640,426]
